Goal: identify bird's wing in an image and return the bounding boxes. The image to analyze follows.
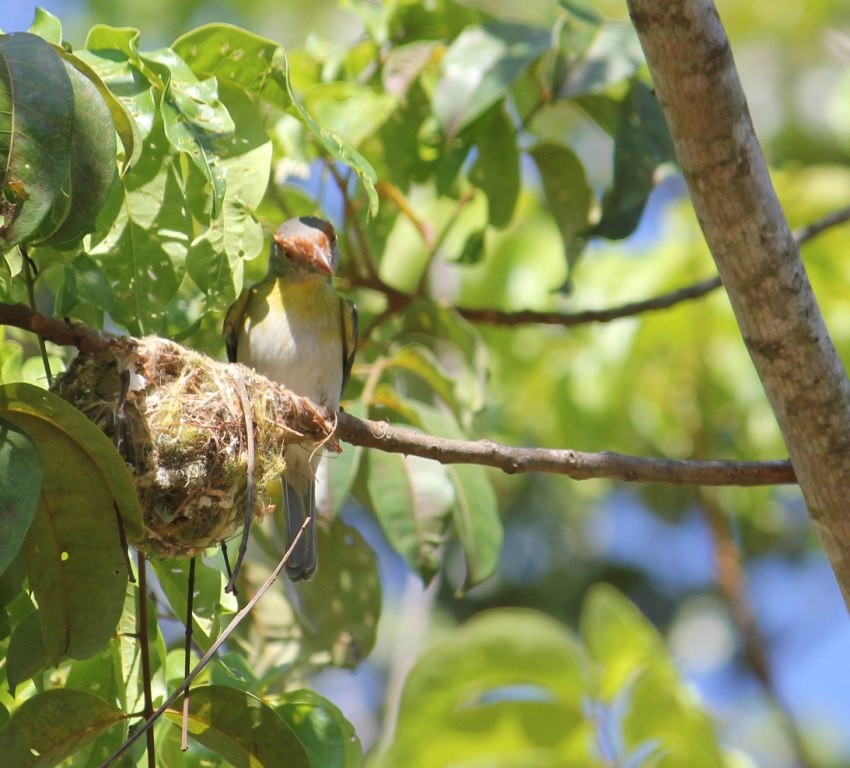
[340,297,358,395]
[223,287,253,363]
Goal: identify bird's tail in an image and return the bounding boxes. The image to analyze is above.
[282,478,318,581]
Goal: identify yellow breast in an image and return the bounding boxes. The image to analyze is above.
[237,277,344,409]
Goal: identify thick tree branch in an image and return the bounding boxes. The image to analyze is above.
[628,0,850,603]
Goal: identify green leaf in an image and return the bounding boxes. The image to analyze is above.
[468,105,520,228]
[365,446,453,582]
[559,22,644,99]
[76,43,153,160]
[293,516,381,668]
[530,142,592,270]
[173,23,292,110]
[6,607,48,693]
[301,81,397,148]
[151,557,234,652]
[0,549,26,604]
[580,583,669,701]
[275,689,362,768]
[400,299,489,418]
[141,47,234,218]
[0,383,143,662]
[380,608,590,768]
[87,125,190,335]
[590,81,677,240]
[186,85,270,309]
[0,416,41,576]
[285,56,379,216]
[164,685,310,767]
[413,403,502,589]
[0,33,74,248]
[57,49,136,176]
[558,0,603,25]
[623,665,725,768]
[434,22,550,137]
[40,58,118,249]
[61,254,115,314]
[454,228,486,265]
[0,689,125,767]
[27,7,63,44]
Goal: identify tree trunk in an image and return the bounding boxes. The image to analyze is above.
[627,0,850,605]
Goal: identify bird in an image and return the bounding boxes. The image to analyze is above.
[224,216,357,581]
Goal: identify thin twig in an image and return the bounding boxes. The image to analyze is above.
[335,410,795,486]
[702,490,816,768]
[20,246,52,386]
[135,551,156,768]
[347,203,850,330]
[99,518,312,768]
[181,557,196,751]
[328,163,378,277]
[225,372,256,594]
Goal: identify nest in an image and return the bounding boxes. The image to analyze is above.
[52,336,334,558]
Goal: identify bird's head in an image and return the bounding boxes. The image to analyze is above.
[269,216,339,278]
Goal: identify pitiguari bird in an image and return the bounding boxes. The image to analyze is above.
[224,216,358,581]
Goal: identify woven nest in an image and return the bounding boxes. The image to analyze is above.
[52,336,334,558]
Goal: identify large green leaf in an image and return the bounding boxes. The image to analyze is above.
[300,81,397,148]
[413,403,502,589]
[0,689,125,767]
[0,33,74,248]
[623,665,725,768]
[291,516,381,668]
[173,23,292,110]
[275,689,362,768]
[27,7,63,44]
[57,48,137,174]
[590,80,677,240]
[285,61,379,217]
[186,85,270,309]
[40,58,118,249]
[468,104,520,228]
[399,300,489,418]
[434,22,550,137]
[79,28,156,152]
[0,416,41,576]
[529,142,593,270]
[581,586,725,766]
[379,608,590,767]
[0,383,142,662]
[143,47,234,218]
[164,685,310,767]
[365,445,453,582]
[6,606,48,693]
[580,583,669,701]
[87,124,190,335]
[559,22,644,99]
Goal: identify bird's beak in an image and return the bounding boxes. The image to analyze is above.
[274,230,334,276]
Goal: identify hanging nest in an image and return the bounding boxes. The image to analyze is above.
[51,336,335,558]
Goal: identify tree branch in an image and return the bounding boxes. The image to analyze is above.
[1,302,796,489]
[335,411,794,486]
[627,0,850,603]
[350,204,850,331]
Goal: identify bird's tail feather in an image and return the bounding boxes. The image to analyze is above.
[283,479,317,581]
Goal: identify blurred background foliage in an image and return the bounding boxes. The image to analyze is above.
[2,0,850,766]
